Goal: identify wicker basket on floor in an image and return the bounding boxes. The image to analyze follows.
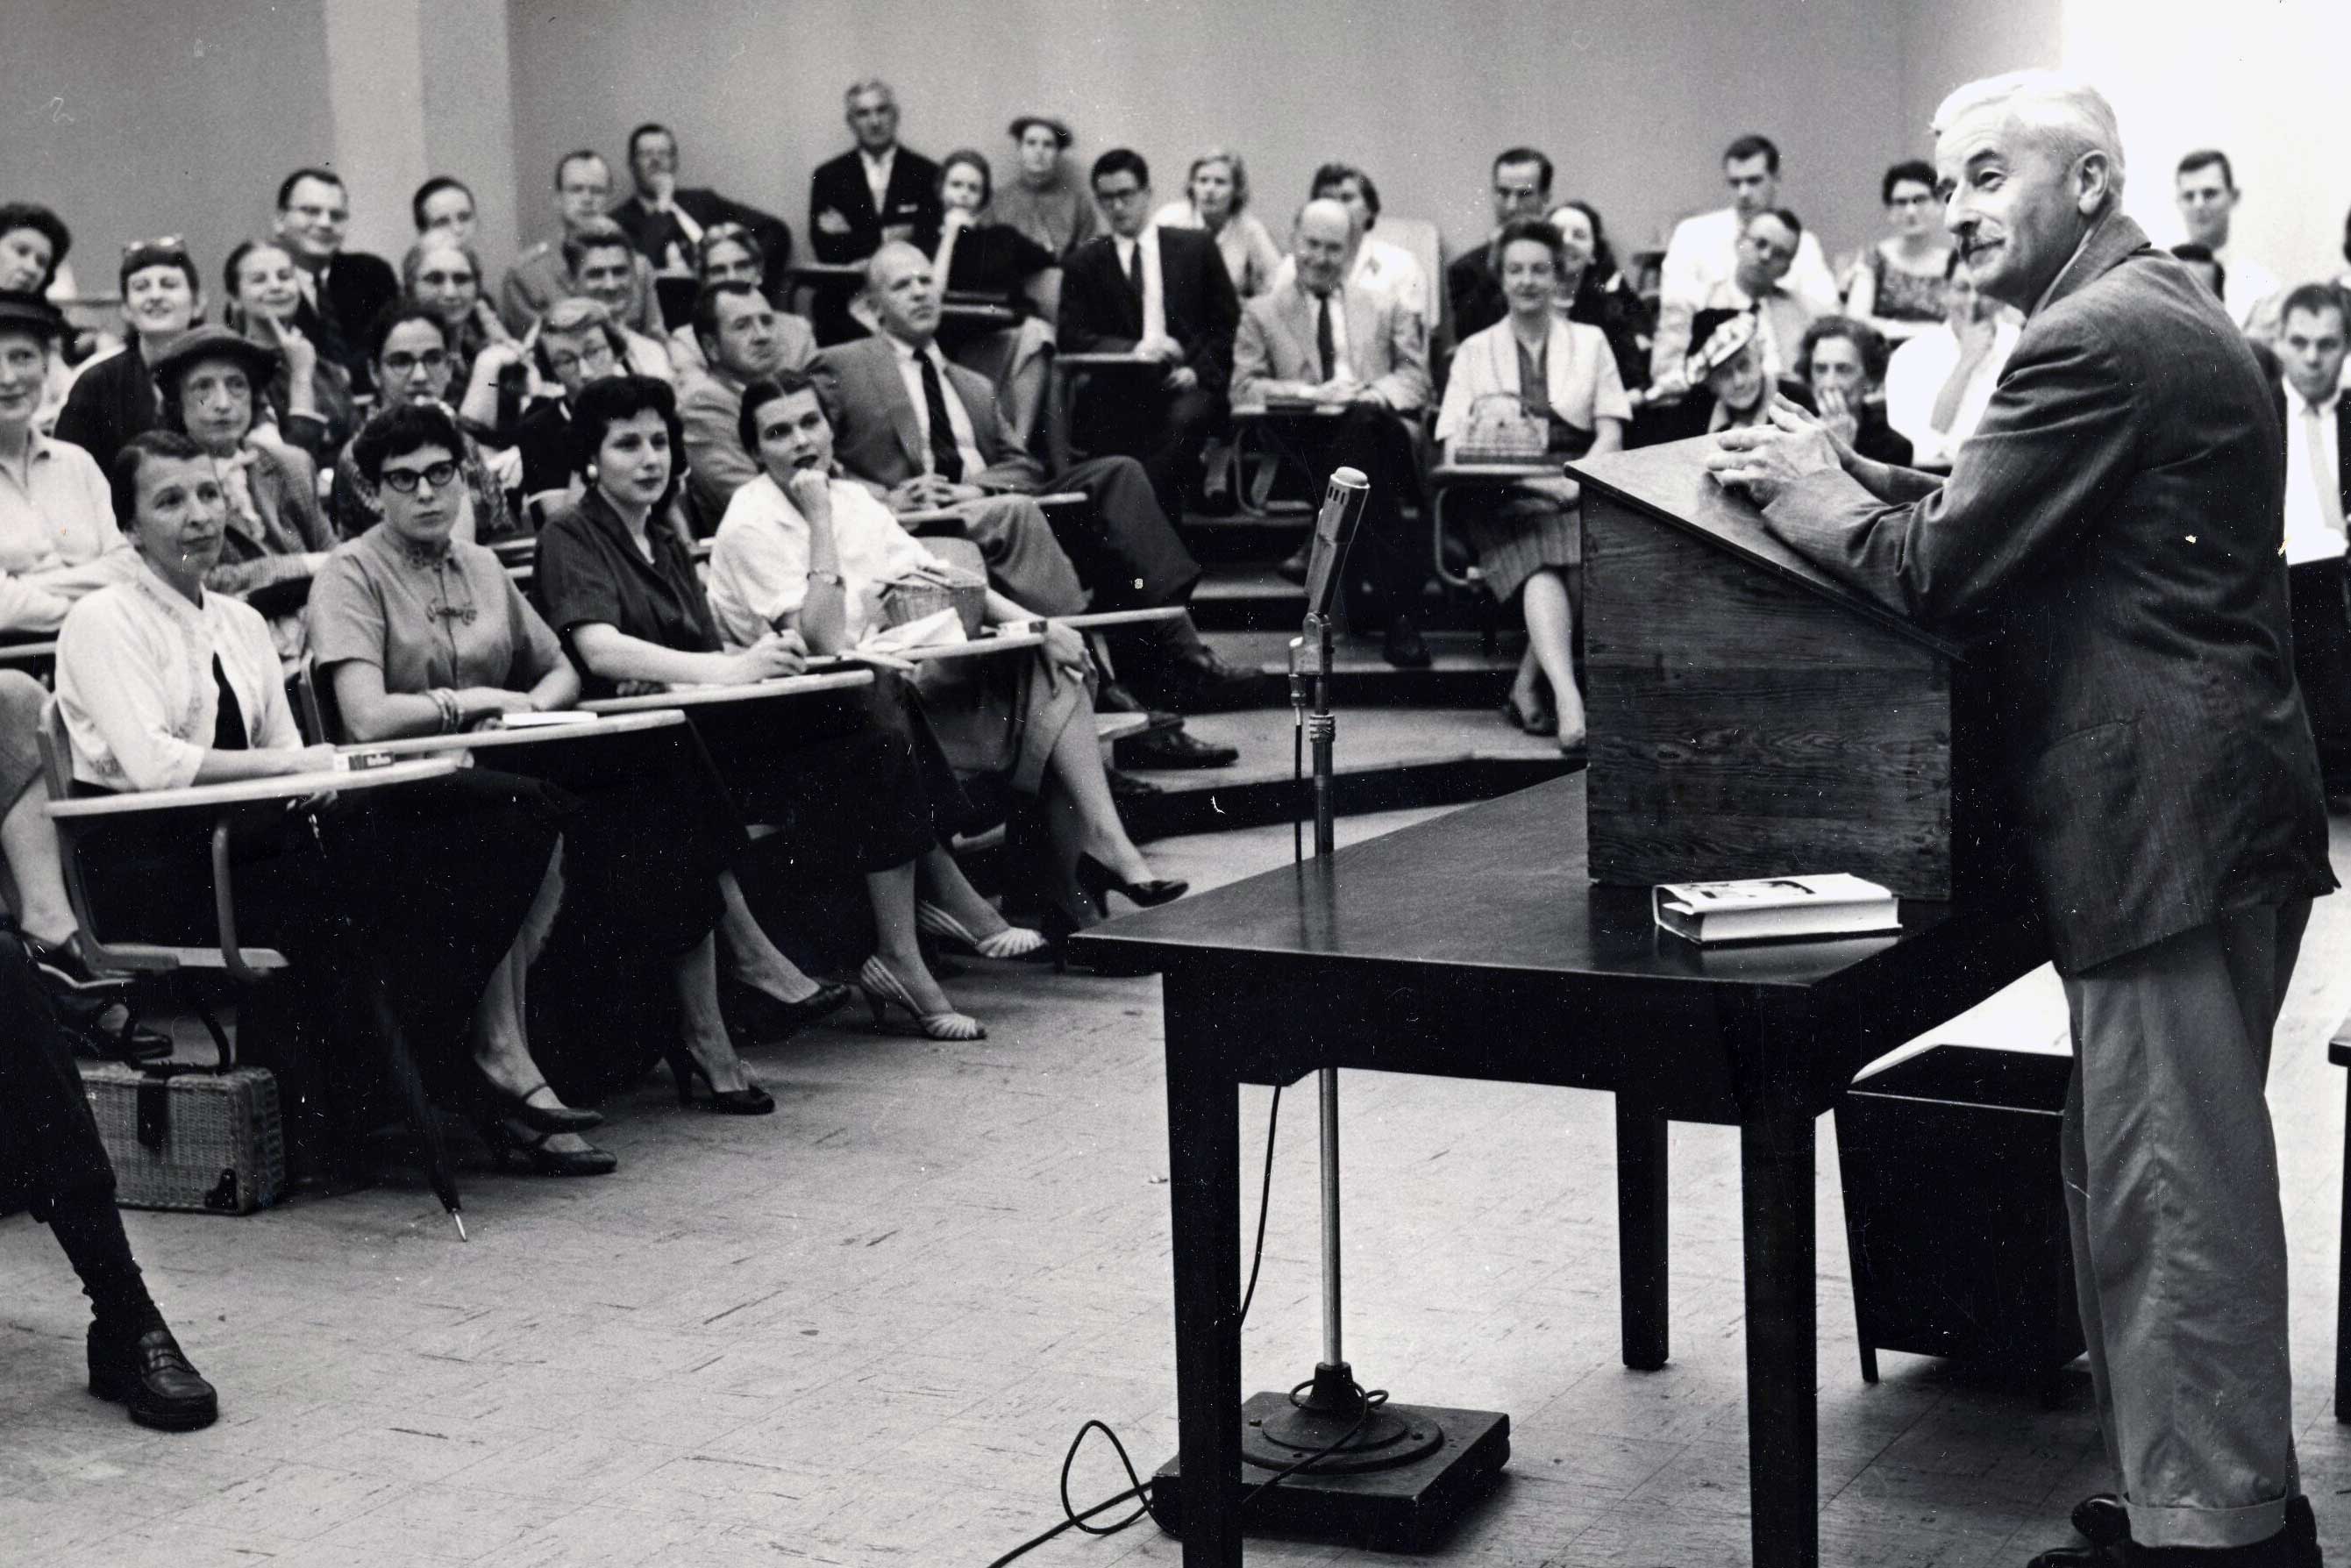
[79,1060,286,1215]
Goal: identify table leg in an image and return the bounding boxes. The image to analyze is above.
[1742,1108,1819,1568]
[1616,1100,1669,1371]
[2337,1066,2351,1422]
[1166,1023,1243,1565]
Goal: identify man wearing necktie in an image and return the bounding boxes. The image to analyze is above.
[1231,200,1433,666]
[1058,149,1241,524]
[271,167,397,396]
[2269,282,2351,811]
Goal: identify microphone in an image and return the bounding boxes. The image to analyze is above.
[1300,467,1370,623]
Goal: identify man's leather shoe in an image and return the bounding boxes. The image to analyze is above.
[1160,651,1269,714]
[1117,725,1238,770]
[1275,547,1310,585]
[1383,616,1433,669]
[89,1323,217,1431]
[1108,768,1163,800]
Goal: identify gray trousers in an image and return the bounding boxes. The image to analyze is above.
[2060,898,2311,1550]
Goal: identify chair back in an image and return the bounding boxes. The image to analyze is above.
[35,693,73,802]
[290,655,345,744]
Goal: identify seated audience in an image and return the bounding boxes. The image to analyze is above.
[932,149,1058,445]
[220,239,356,466]
[0,203,76,431]
[54,237,204,470]
[501,151,662,337]
[1059,149,1242,522]
[611,122,794,303]
[1276,163,1430,330]
[1881,262,2019,470]
[1684,307,1814,434]
[1545,200,1652,397]
[1435,220,1630,755]
[410,175,478,246]
[1842,160,1950,344]
[563,219,675,382]
[314,402,832,1113]
[60,430,599,1173]
[709,374,1185,937]
[679,281,820,523]
[2268,282,2351,809]
[331,305,521,542]
[273,167,399,393]
[1656,209,1818,403]
[2,920,220,1429]
[1154,151,1283,301]
[1650,135,1841,395]
[1793,316,1910,466]
[810,79,944,266]
[0,291,137,636]
[517,296,630,499]
[816,243,1256,723]
[2170,243,2226,301]
[149,325,335,659]
[664,225,766,380]
[1236,198,1434,668]
[1448,148,1555,343]
[2176,148,2278,335]
[537,374,1000,1037]
[402,232,530,442]
[992,116,1098,259]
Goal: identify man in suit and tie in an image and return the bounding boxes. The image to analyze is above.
[611,122,794,302]
[1446,146,1555,345]
[1710,71,2331,1568]
[812,243,1258,728]
[1236,198,1434,667]
[677,281,820,524]
[1058,148,1243,524]
[273,167,398,394]
[2269,282,2351,812]
[809,80,943,267]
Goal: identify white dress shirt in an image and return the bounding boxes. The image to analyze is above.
[707,472,935,649]
[56,558,301,791]
[861,148,897,217]
[887,334,987,478]
[2283,384,2347,567]
[1652,205,1842,384]
[1112,227,1168,344]
[2214,245,2280,333]
[1883,317,2022,469]
[0,430,138,634]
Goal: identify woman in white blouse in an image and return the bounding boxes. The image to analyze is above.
[1435,219,1630,757]
[56,430,612,1176]
[708,372,1184,942]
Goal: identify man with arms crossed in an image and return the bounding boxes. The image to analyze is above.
[1709,71,2330,1568]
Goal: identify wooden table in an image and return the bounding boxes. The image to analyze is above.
[45,757,460,819]
[336,709,684,759]
[1071,774,2044,1567]
[577,669,872,715]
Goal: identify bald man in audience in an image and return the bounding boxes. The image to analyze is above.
[1237,199,1433,667]
[678,281,820,524]
[815,243,1257,722]
[1651,135,1841,397]
[502,150,662,336]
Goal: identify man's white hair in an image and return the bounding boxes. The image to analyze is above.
[844,78,894,108]
[1932,69,2126,204]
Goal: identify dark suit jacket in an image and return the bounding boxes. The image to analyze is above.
[1058,227,1241,392]
[1761,215,2333,973]
[808,146,944,265]
[610,187,794,294]
[309,250,399,389]
[811,334,1044,495]
[1447,240,1504,344]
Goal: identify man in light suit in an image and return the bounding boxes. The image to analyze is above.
[677,282,819,525]
[1710,71,2331,1568]
[812,244,1258,727]
[1059,148,1243,523]
[1236,199,1433,667]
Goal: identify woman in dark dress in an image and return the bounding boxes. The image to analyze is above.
[535,375,999,1039]
[310,403,836,1115]
[53,237,205,471]
[1548,201,1653,399]
[930,149,1058,445]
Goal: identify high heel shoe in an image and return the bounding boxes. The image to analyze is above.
[1501,693,1557,737]
[481,1117,617,1177]
[486,1078,603,1135]
[667,1050,776,1115]
[1076,853,1188,909]
[915,900,1048,960]
[721,976,853,1044]
[858,955,985,1041]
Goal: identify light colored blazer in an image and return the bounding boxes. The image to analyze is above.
[1231,282,1430,412]
[1436,317,1629,443]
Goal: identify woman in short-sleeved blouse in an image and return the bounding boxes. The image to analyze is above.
[1435,219,1628,756]
[1842,161,1952,344]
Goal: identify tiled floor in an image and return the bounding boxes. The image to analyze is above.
[5,807,2350,1567]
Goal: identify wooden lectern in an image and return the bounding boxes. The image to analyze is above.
[1570,438,2016,904]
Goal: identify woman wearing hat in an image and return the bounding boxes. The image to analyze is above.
[149,325,336,660]
[990,116,1097,260]
[1684,305,1816,437]
[1434,219,1630,757]
[53,238,205,471]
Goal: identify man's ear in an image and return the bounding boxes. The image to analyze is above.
[2073,151,2116,217]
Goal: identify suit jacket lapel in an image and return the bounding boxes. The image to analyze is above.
[868,341,926,473]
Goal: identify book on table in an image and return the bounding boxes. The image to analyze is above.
[1652,873,1900,944]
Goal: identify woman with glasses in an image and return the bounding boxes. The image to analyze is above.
[400,232,527,445]
[1842,160,1952,344]
[219,239,355,467]
[330,304,522,543]
[516,296,630,499]
[54,238,206,471]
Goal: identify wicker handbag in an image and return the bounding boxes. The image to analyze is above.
[1452,391,1550,464]
[79,1028,285,1215]
[879,564,990,638]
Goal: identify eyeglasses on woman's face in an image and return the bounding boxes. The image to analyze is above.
[378,458,460,493]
